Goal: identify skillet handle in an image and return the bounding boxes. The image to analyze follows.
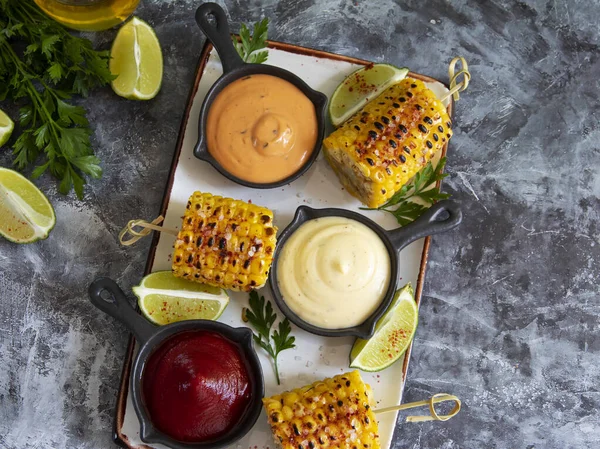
[387,200,462,252]
[88,277,155,344]
[195,2,244,73]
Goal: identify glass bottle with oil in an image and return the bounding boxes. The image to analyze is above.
[33,0,140,31]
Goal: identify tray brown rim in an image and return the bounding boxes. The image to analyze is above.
[113,39,454,449]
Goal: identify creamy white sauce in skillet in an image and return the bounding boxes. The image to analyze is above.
[277,216,391,329]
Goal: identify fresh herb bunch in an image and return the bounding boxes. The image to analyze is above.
[362,157,450,225]
[233,18,269,63]
[0,0,115,199]
[244,291,296,385]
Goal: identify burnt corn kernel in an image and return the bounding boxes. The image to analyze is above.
[415,104,423,111]
[399,154,407,163]
[403,146,411,154]
[433,133,439,141]
[374,121,384,130]
[366,157,375,166]
[407,91,413,98]
[354,125,361,131]
[438,125,444,133]
[381,116,390,125]
[424,116,433,124]
[389,139,397,148]
[368,130,378,139]
[207,237,214,247]
[426,140,433,149]
[399,124,408,134]
[418,124,428,133]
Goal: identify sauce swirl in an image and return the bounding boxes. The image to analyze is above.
[206,74,318,183]
[142,331,252,442]
[277,217,391,329]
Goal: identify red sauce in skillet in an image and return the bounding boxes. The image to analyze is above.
[142,330,252,442]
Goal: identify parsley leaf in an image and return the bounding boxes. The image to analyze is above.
[233,18,269,63]
[244,291,296,385]
[361,157,451,225]
[0,0,115,198]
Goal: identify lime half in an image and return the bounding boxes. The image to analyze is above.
[110,17,163,100]
[0,109,14,147]
[133,271,229,325]
[0,168,56,244]
[350,283,418,372]
[329,63,409,127]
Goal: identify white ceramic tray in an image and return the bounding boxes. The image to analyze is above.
[114,40,452,449]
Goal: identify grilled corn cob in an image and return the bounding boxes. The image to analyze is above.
[263,371,380,449]
[323,78,452,208]
[172,192,277,291]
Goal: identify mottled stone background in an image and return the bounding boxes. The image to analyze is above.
[1,0,599,448]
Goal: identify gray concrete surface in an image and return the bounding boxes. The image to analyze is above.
[1,0,599,448]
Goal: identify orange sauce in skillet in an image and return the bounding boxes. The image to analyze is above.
[206,74,318,183]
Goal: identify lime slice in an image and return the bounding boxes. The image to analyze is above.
[0,168,56,244]
[133,271,229,325]
[0,109,15,146]
[329,63,409,127]
[349,283,418,372]
[110,17,163,100]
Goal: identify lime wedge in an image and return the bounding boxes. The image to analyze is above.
[133,271,229,325]
[0,168,55,244]
[0,109,15,147]
[329,63,409,127]
[349,283,418,372]
[110,17,163,100]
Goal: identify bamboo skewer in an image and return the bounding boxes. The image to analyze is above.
[118,216,178,246]
[374,393,461,423]
[440,56,471,103]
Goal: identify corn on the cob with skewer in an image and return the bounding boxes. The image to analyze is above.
[263,371,380,449]
[172,192,277,291]
[323,78,452,208]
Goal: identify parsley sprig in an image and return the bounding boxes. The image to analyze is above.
[362,157,450,225]
[244,291,295,385]
[0,0,115,198]
[233,18,269,64]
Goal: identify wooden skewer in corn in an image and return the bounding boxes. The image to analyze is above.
[118,216,178,246]
[374,393,461,423]
[440,56,470,103]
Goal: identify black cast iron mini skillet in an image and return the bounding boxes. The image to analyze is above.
[88,277,264,449]
[269,200,462,339]
[193,2,328,188]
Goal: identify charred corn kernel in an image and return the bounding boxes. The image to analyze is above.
[263,371,379,449]
[172,192,278,291]
[323,78,452,208]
